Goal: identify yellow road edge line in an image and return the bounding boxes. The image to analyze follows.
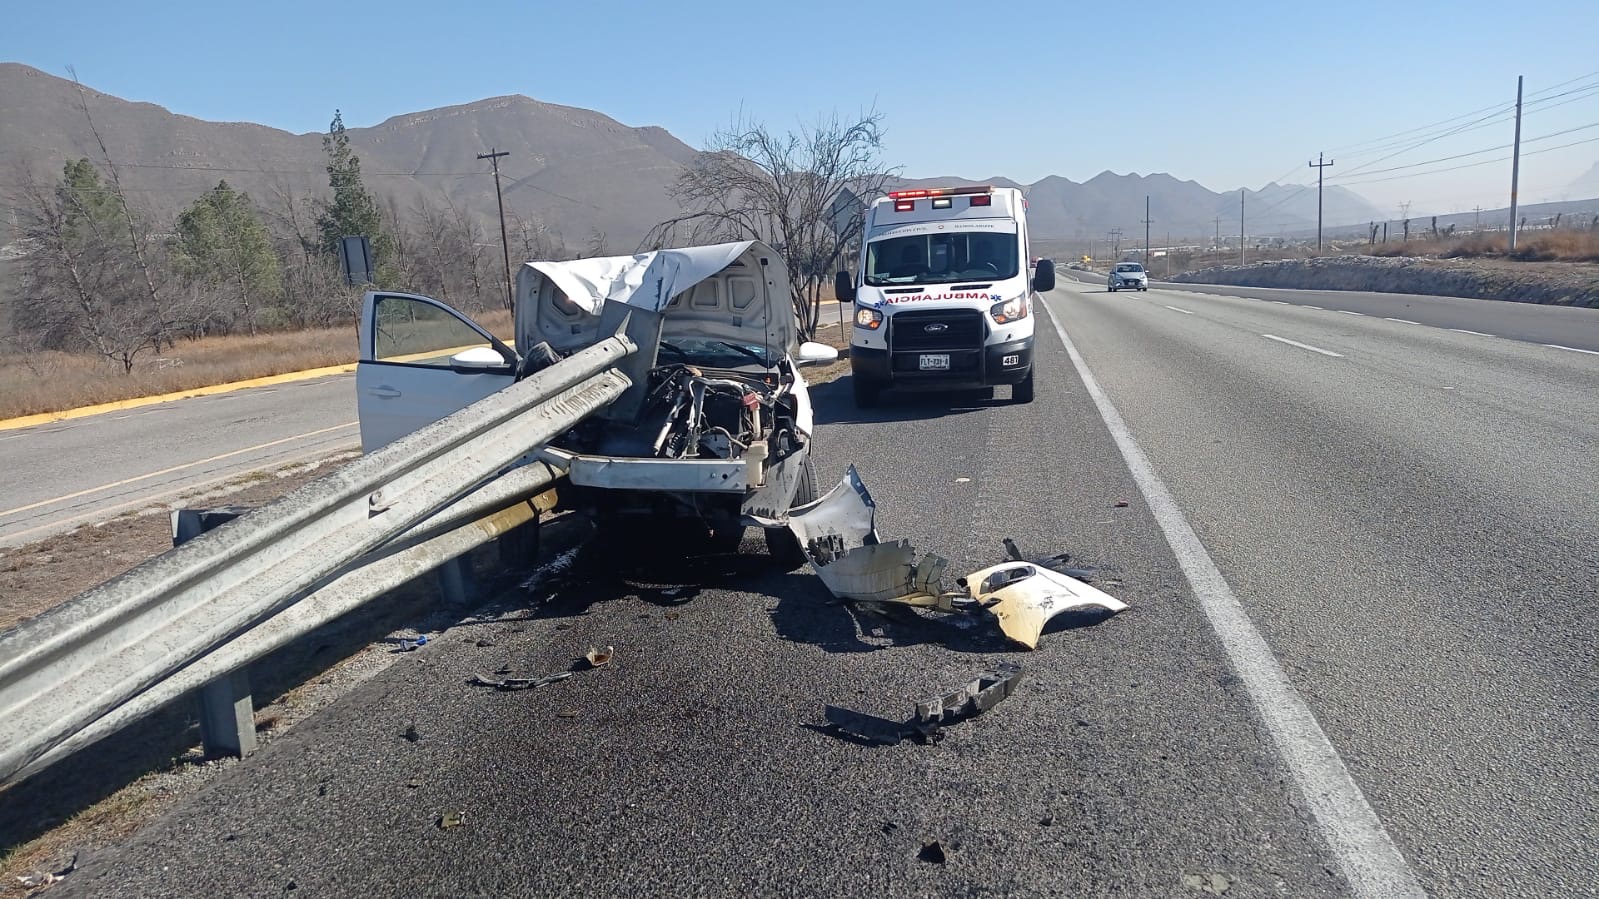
[0,362,360,433]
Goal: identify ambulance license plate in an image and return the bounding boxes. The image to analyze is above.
[918,354,950,371]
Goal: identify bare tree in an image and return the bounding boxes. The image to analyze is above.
[264,179,357,329]
[510,212,564,263]
[447,199,490,310]
[643,111,898,339]
[10,166,169,371]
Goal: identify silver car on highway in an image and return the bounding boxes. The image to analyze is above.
[1108,262,1149,292]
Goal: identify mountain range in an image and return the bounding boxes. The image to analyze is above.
[1568,161,1599,200]
[2,62,1385,250]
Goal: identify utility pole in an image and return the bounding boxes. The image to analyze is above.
[477,148,514,310]
[1239,190,1245,266]
[1474,206,1482,233]
[1308,152,1334,251]
[1214,216,1222,250]
[1141,196,1153,267]
[1508,74,1524,252]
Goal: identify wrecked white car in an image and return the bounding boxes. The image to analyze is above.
[355,241,838,565]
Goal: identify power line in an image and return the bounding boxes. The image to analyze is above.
[1326,70,1599,155]
[1332,83,1599,162]
[1332,134,1599,187]
[1328,119,1599,180]
[3,158,599,208]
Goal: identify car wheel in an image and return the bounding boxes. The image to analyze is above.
[852,376,880,408]
[1108,286,1116,292]
[1140,286,1148,291]
[1013,368,1035,404]
[765,457,818,571]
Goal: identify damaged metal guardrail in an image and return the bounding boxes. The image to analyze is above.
[0,333,637,785]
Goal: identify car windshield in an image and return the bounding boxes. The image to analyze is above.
[1115,264,1144,273]
[657,337,772,369]
[864,232,1020,286]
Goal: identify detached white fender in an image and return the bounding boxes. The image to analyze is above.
[959,562,1128,650]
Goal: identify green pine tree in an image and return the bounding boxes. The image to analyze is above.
[172,180,282,334]
[58,158,123,246]
[316,110,392,279]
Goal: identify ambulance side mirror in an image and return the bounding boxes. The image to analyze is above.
[834,271,856,304]
[1032,259,1056,293]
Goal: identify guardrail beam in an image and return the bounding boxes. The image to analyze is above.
[0,335,634,785]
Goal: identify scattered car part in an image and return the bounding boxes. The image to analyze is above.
[469,671,574,691]
[15,853,76,890]
[786,466,961,610]
[958,561,1128,650]
[791,473,1128,649]
[438,811,466,829]
[822,664,1024,745]
[584,646,614,668]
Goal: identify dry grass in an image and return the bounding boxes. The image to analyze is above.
[0,310,513,420]
[1354,230,1598,262]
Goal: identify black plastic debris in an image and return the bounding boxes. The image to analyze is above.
[823,664,1025,745]
[469,672,573,691]
[1003,536,1096,581]
[918,840,948,864]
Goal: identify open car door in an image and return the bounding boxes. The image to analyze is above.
[356,291,517,452]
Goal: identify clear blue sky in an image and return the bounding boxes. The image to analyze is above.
[6,0,1599,218]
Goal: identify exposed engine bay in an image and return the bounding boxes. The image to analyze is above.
[558,362,800,466]
[548,354,812,530]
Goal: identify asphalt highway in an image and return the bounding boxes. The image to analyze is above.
[0,374,358,549]
[30,276,1599,897]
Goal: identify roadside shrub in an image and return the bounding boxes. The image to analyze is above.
[1442,235,1505,258]
[1510,231,1599,263]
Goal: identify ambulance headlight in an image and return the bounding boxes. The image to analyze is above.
[855,305,883,330]
[989,295,1028,324]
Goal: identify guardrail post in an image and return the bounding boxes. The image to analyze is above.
[196,669,257,758]
[437,556,474,604]
[172,507,258,759]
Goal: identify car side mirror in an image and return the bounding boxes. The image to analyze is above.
[796,341,840,366]
[450,345,514,372]
[834,271,856,304]
[1032,258,1056,293]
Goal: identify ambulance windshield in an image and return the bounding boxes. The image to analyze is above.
[864,232,1020,286]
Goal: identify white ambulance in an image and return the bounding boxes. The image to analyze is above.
[835,185,1055,406]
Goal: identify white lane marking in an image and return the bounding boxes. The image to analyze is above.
[1163,305,1195,315]
[1040,303,1425,898]
[0,440,362,547]
[1261,334,1345,357]
[1303,305,1323,310]
[1384,318,1419,324]
[1339,310,1367,316]
[1267,300,1292,305]
[0,422,358,520]
[1448,328,1495,337]
[1544,343,1599,356]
